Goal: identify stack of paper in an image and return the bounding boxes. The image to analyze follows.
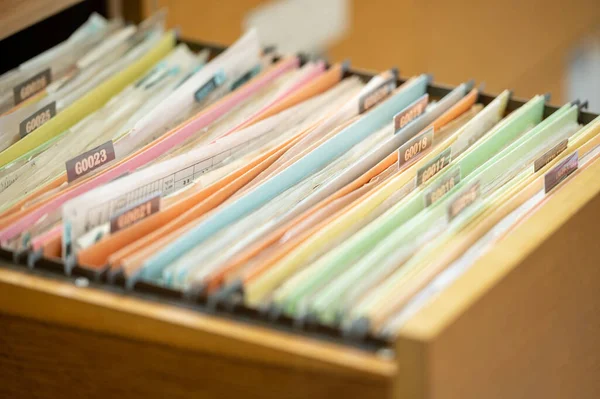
[2,14,599,338]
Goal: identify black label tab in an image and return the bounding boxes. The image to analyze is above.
[110,194,161,233]
[534,139,568,172]
[544,151,578,194]
[359,76,396,113]
[447,181,480,221]
[19,102,56,138]
[66,141,116,183]
[13,69,51,104]
[424,166,461,207]
[394,94,429,132]
[416,147,452,186]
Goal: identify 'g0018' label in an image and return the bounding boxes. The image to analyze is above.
[398,127,434,167]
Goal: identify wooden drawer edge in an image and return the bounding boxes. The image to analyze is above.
[0,266,396,380]
[399,149,600,340]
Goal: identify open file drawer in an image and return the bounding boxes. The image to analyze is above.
[1,38,599,399]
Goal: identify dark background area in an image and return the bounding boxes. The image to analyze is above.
[0,0,107,74]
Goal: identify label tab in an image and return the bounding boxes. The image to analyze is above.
[534,139,568,172]
[66,141,116,183]
[194,69,226,102]
[398,127,434,167]
[424,166,461,207]
[416,147,452,186]
[394,94,429,132]
[110,194,161,233]
[359,76,396,113]
[230,65,261,91]
[19,102,56,138]
[544,151,578,194]
[447,181,480,221]
[13,69,51,104]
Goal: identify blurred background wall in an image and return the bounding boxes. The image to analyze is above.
[126,0,600,109]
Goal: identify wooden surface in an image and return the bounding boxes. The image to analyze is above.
[0,266,395,377]
[396,145,600,398]
[0,265,395,398]
[0,313,392,399]
[0,0,84,40]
